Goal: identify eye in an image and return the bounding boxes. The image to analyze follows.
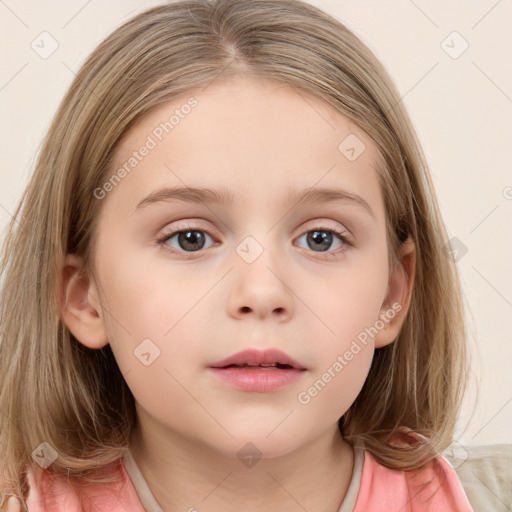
[156,222,352,257]
[295,225,351,255]
[157,223,215,254]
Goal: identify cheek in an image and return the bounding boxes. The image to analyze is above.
[303,257,389,346]
[96,251,210,375]
[296,340,374,424]
[295,254,388,405]
[294,286,379,426]
[100,271,210,423]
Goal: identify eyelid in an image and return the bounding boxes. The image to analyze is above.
[300,219,350,236]
[157,218,351,240]
[157,221,215,243]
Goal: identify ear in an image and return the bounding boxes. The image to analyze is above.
[374,238,416,349]
[60,254,108,349]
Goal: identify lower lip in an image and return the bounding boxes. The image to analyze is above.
[208,366,306,392]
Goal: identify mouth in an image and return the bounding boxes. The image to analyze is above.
[208,347,308,371]
[217,363,296,369]
[207,348,308,392]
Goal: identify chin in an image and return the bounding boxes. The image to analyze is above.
[209,430,305,463]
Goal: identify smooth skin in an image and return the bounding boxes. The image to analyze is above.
[58,76,415,512]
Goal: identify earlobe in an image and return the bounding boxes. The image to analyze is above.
[60,254,109,349]
[374,238,416,349]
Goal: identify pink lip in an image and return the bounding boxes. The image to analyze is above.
[208,348,307,370]
[207,348,308,393]
[208,366,306,392]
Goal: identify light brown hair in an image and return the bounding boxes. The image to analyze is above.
[0,0,468,507]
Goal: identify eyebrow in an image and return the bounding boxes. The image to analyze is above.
[134,185,375,218]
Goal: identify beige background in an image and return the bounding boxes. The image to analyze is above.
[0,0,511,447]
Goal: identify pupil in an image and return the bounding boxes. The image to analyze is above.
[179,230,204,251]
[309,230,331,252]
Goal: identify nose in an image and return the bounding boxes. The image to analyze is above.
[227,254,295,322]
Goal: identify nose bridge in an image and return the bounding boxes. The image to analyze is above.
[234,223,283,272]
[228,229,294,318]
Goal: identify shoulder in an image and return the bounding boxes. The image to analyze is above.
[23,459,146,512]
[353,449,475,511]
[445,443,512,512]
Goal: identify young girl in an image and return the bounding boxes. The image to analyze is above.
[0,0,491,510]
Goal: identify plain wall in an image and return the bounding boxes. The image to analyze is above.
[0,0,511,447]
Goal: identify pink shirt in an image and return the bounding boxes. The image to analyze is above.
[24,447,474,511]
[352,450,474,511]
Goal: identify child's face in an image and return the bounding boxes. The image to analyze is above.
[72,76,410,458]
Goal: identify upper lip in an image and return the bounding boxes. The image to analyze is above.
[208,348,307,370]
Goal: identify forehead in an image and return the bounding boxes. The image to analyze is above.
[102,77,385,222]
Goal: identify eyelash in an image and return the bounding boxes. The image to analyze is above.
[156,222,352,258]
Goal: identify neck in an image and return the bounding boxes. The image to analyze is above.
[129,415,354,512]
